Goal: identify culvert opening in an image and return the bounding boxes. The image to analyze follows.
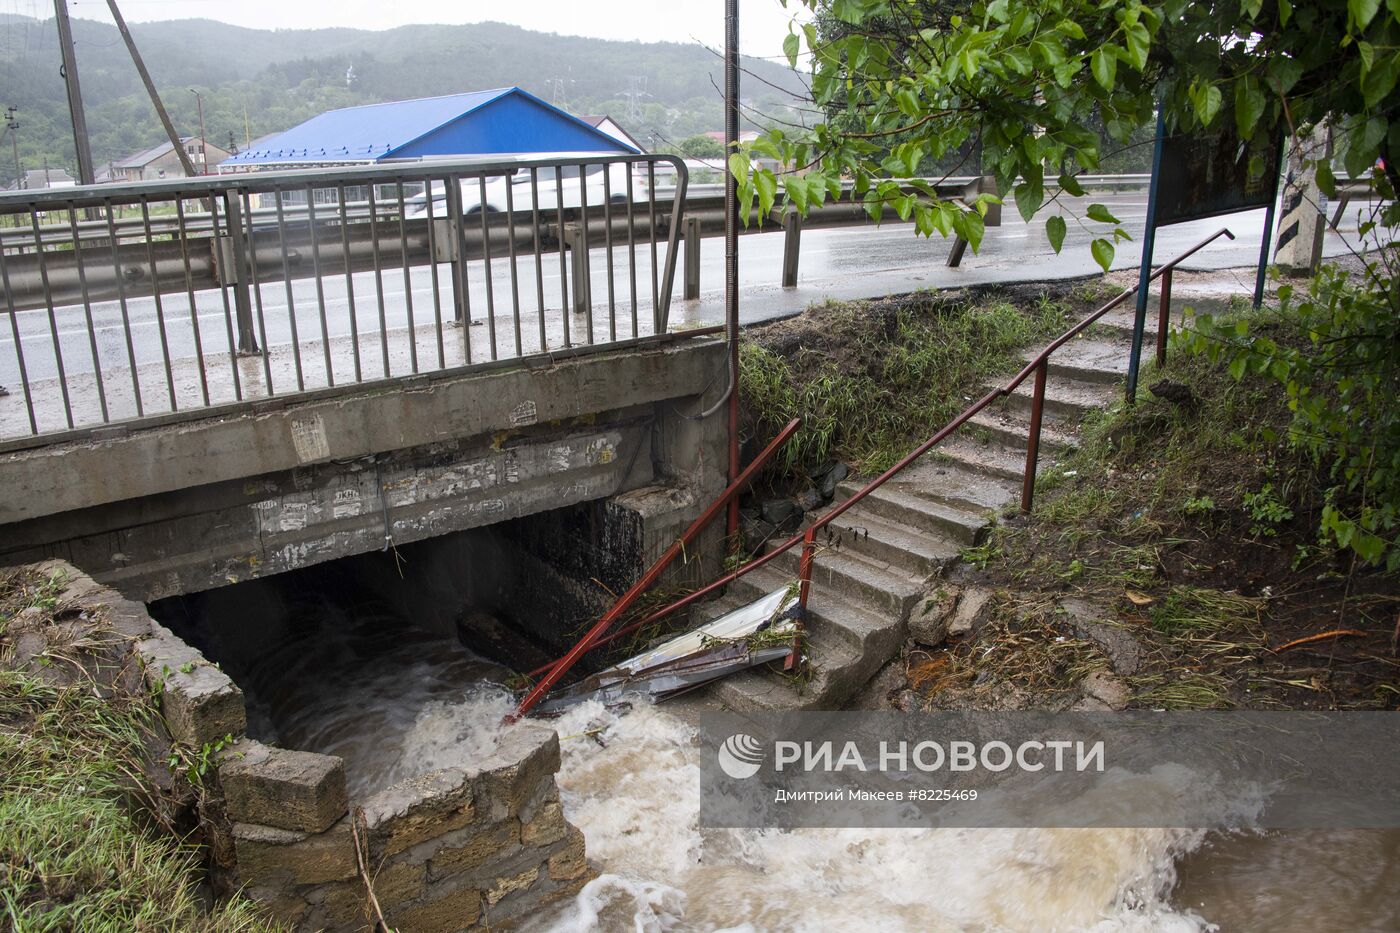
[148,499,641,798]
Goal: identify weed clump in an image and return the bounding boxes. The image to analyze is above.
[0,568,283,932]
[739,286,1077,479]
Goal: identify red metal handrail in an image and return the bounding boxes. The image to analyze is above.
[510,417,802,719]
[514,227,1234,717]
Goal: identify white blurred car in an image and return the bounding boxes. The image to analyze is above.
[404,162,633,218]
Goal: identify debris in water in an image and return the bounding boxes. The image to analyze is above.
[535,585,800,713]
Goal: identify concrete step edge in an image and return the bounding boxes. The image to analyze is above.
[837,479,990,545]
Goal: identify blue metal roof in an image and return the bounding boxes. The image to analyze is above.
[222,87,635,167]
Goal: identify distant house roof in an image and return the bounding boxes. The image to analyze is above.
[13,168,76,189]
[113,138,192,170]
[578,115,647,154]
[701,129,760,144]
[222,87,636,168]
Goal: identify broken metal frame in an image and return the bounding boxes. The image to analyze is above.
[514,227,1236,718]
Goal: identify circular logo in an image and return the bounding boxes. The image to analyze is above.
[717,733,765,779]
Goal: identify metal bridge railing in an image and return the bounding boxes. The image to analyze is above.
[0,153,688,447]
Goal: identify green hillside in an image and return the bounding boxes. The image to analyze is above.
[0,15,807,185]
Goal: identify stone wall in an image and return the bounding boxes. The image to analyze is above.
[218,725,590,931]
[38,560,591,932]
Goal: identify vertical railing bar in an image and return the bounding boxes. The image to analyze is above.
[502,175,523,357]
[206,195,244,403]
[174,199,211,408]
[367,185,390,378]
[305,184,334,386]
[27,213,74,428]
[790,526,815,671]
[530,167,546,352]
[0,236,38,433]
[555,170,571,349]
[1155,268,1173,369]
[477,176,499,361]
[602,162,616,342]
[444,176,473,364]
[103,199,144,416]
[423,178,446,370]
[648,161,660,323]
[139,197,177,410]
[336,186,362,384]
[657,159,688,332]
[242,190,275,394]
[394,181,419,375]
[220,190,258,355]
[67,206,109,423]
[578,164,594,344]
[1020,360,1048,513]
[272,190,305,392]
[625,159,639,338]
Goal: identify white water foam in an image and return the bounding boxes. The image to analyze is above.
[501,699,1213,933]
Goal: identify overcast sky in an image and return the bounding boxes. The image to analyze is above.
[60,0,802,58]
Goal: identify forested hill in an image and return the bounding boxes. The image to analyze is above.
[0,14,807,185]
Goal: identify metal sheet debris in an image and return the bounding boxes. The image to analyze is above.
[536,585,800,713]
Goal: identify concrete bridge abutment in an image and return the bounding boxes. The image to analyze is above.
[0,336,730,608]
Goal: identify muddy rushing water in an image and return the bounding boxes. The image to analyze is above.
[236,618,1398,932]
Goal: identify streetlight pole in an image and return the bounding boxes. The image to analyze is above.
[53,0,94,185]
[4,106,20,187]
[188,89,208,175]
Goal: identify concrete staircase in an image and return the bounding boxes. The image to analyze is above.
[701,307,1171,713]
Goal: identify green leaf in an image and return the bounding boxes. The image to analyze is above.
[1315,159,1338,199]
[1354,531,1385,564]
[1014,180,1044,222]
[1361,55,1399,108]
[1191,81,1223,127]
[895,193,915,222]
[1058,172,1086,197]
[1046,214,1067,253]
[1234,80,1267,139]
[1357,40,1375,75]
[1268,57,1304,95]
[1349,0,1380,29]
[783,32,801,69]
[785,174,809,214]
[1091,48,1117,90]
[754,169,778,218]
[1004,46,1034,75]
[1031,37,1066,66]
[1086,203,1121,224]
[1090,237,1114,272]
[1122,21,1150,70]
[961,208,986,251]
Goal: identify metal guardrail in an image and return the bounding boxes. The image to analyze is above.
[0,154,688,445]
[0,164,1155,448]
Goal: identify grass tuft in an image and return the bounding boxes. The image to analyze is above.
[740,290,1072,478]
[0,569,284,932]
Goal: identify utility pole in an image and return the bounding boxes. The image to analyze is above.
[723,0,741,543]
[189,89,208,174]
[4,106,20,187]
[105,0,198,178]
[53,0,95,185]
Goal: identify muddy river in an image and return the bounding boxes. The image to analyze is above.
[213,604,1397,932]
